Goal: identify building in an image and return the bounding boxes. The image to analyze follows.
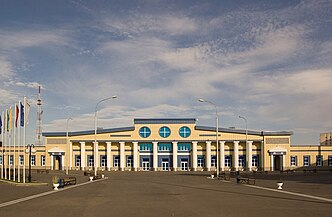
[1,118,332,173]
[320,132,332,146]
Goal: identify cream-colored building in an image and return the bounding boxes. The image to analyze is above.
[320,132,332,146]
[1,119,332,173]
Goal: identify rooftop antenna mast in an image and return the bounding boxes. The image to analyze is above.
[36,85,43,146]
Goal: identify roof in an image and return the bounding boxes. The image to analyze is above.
[42,126,135,137]
[134,118,197,125]
[196,126,293,136]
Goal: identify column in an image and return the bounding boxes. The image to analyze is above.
[69,142,73,170]
[133,142,138,171]
[93,142,99,171]
[80,142,85,170]
[206,141,211,171]
[51,155,54,170]
[172,142,178,171]
[220,141,225,172]
[120,142,125,171]
[246,141,253,171]
[106,142,112,171]
[261,141,264,171]
[61,155,65,171]
[192,141,198,171]
[153,142,158,171]
[270,154,274,171]
[281,155,285,171]
[233,141,239,171]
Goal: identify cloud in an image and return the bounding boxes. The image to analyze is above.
[0,57,14,79]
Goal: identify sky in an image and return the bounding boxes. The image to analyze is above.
[0,0,331,145]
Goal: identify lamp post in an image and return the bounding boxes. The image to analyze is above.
[239,116,248,171]
[94,96,117,177]
[25,144,36,182]
[66,118,72,175]
[198,98,219,177]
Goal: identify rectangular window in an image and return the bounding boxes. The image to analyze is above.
[252,155,259,167]
[114,156,120,167]
[303,156,310,166]
[127,156,133,167]
[9,155,13,165]
[75,155,81,167]
[158,143,172,151]
[41,155,46,166]
[197,156,204,167]
[239,155,245,167]
[211,156,216,167]
[100,155,107,167]
[328,156,332,166]
[290,156,297,166]
[0,155,2,165]
[31,155,36,166]
[140,143,153,151]
[225,155,232,167]
[316,155,323,166]
[87,155,94,167]
[19,155,24,166]
[178,143,190,151]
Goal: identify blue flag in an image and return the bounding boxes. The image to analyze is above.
[20,102,24,127]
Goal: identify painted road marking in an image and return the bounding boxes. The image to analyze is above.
[0,177,108,208]
[246,184,332,203]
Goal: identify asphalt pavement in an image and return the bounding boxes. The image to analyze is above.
[0,170,331,217]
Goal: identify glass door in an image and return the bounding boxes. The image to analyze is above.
[162,161,169,171]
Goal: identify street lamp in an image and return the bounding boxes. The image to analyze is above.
[66,117,73,175]
[198,98,219,177]
[239,116,248,170]
[25,144,36,182]
[94,96,117,176]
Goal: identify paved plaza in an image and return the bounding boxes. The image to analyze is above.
[0,171,331,217]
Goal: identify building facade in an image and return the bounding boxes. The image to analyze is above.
[1,118,332,173]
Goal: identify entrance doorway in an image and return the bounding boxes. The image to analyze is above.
[181,160,188,171]
[54,155,62,170]
[142,160,150,171]
[273,155,282,171]
[162,160,169,171]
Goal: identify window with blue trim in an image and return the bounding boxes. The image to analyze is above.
[159,126,171,138]
[179,126,191,138]
[239,155,246,167]
[178,143,190,151]
[252,155,259,167]
[211,156,216,167]
[328,156,332,166]
[140,143,153,151]
[139,126,151,138]
[197,156,204,167]
[158,143,172,151]
[225,155,232,167]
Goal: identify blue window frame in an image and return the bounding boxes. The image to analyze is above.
[328,156,332,166]
[158,143,172,151]
[0,155,2,165]
[140,143,153,151]
[179,126,191,138]
[159,126,171,138]
[316,155,323,166]
[197,156,204,167]
[178,143,190,151]
[100,155,107,167]
[252,155,259,167]
[239,155,246,167]
[225,155,232,167]
[290,156,297,166]
[211,156,216,167]
[75,155,81,167]
[139,126,151,138]
[303,156,310,166]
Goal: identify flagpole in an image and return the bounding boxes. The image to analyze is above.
[13,104,17,181]
[23,97,26,183]
[18,101,21,182]
[1,111,4,179]
[4,109,7,180]
[9,106,12,180]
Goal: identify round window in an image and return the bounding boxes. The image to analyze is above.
[139,126,151,138]
[179,126,191,138]
[159,126,171,138]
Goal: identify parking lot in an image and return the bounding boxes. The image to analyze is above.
[0,171,331,217]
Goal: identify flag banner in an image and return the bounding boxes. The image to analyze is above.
[0,114,2,134]
[6,110,9,132]
[25,100,30,125]
[15,105,19,128]
[9,107,13,131]
[20,102,24,127]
